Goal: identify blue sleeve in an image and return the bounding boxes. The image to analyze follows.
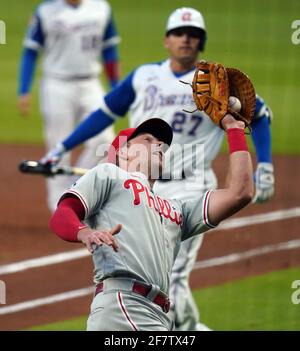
[101,46,119,88]
[101,14,119,63]
[102,45,119,63]
[254,94,273,120]
[24,12,45,49]
[103,14,119,44]
[101,14,120,88]
[251,96,272,163]
[18,48,38,95]
[255,95,264,116]
[104,71,136,116]
[62,109,115,151]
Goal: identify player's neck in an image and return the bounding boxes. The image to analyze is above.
[169,58,197,73]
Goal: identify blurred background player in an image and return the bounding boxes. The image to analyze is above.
[40,7,275,330]
[17,0,120,212]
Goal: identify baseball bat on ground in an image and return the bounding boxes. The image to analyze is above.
[19,160,88,177]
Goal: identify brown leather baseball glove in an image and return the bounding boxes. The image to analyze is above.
[192,60,256,129]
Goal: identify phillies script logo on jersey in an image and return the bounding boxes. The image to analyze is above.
[123,179,183,225]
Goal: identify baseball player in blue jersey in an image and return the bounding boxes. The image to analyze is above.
[49,116,254,331]
[41,8,274,331]
[18,0,120,212]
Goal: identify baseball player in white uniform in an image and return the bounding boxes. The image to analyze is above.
[18,0,120,212]
[41,8,274,330]
[49,116,254,331]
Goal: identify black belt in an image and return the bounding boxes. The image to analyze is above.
[64,75,96,81]
[48,75,97,81]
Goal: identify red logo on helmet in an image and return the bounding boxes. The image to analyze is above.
[182,12,192,21]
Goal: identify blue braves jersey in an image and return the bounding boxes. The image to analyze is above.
[60,58,273,175]
[99,59,272,172]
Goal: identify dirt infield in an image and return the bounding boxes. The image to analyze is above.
[0,144,300,330]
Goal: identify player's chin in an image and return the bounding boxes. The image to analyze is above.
[177,52,198,64]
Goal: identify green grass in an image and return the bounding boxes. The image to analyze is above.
[27,266,300,331]
[27,316,87,331]
[195,266,300,331]
[0,0,300,152]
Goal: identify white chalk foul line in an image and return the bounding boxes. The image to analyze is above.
[1,238,300,315]
[0,287,94,315]
[1,206,300,276]
[193,238,300,270]
[215,206,300,231]
[0,249,89,275]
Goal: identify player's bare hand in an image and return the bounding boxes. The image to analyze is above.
[17,94,31,117]
[77,224,122,253]
[221,114,245,131]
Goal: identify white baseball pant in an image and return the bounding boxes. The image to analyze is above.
[154,168,217,331]
[40,76,115,212]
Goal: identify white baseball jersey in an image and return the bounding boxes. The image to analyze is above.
[102,59,269,191]
[103,59,224,176]
[24,0,120,78]
[62,163,215,294]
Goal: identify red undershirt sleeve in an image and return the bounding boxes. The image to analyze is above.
[49,196,87,242]
[104,60,119,88]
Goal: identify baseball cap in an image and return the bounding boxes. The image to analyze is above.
[166,7,206,34]
[107,118,173,164]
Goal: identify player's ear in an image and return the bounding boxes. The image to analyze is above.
[164,36,170,49]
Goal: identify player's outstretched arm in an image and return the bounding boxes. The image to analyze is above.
[207,115,254,226]
[251,96,274,203]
